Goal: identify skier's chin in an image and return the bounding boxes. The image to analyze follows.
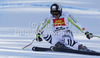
[54,15,60,19]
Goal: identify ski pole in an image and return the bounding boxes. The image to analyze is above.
[93,35,100,38]
[22,38,36,49]
[22,35,39,49]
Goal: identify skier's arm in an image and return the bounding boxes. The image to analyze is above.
[67,14,93,39]
[36,18,50,34]
[36,17,50,42]
[67,14,85,33]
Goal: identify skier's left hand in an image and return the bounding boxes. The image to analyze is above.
[36,33,43,42]
[36,30,44,42]
[85,31,93,39]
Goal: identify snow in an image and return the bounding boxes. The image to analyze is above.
[0,0,100,58]
[0,36,100,58]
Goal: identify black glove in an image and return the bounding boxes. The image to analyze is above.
[85,31,93,39]
[36,33,43,42]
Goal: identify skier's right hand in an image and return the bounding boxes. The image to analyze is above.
[36,33,43,42]
[85,31,93,39]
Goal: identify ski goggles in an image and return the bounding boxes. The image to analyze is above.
[51,11,60,15]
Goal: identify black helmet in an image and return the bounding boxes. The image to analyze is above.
[50,3,62,16]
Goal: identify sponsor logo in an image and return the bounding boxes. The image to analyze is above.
[42,19,47,25]
[69,15,77,23]
[55,27,65,31]
[53,18,66,26]
[62,38,65,43]
[52,6,56,11]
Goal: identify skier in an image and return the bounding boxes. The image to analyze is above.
[36,3,93,51]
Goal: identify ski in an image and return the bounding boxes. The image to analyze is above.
[32,46,100,56]
[51,46,100,56]
[32,46,50,51]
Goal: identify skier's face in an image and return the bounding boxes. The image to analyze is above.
[51,11,60,19]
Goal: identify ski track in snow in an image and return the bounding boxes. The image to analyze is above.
[0,36,100,58]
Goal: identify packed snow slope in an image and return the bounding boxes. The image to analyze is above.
[0,0,100,58]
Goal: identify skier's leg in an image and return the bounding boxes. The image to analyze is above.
[61,34,90,51]
[41,31,60,46]
[61,35,80,50]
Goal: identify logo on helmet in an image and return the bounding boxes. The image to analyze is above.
[52,6,56,11]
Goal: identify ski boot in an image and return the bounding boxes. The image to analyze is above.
[78,44,95,52]
[78,44,88,51]
[55,42,67,49]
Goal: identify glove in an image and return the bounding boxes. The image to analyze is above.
[85,31,93,39]
[36,33,43,42]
